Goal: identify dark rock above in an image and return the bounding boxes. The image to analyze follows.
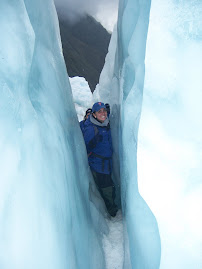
[58,15,111,92]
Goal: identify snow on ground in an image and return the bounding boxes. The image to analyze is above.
[70,76,124,269]
[103,211,124,269]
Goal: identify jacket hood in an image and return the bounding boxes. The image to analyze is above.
[90,114,109,127]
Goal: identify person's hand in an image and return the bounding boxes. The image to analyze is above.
[88,133,103,149]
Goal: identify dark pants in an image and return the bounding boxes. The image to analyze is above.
[91,170,118,217]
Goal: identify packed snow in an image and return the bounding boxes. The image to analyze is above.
[69,77,94,121]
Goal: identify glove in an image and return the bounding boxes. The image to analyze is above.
[88,134,103,149]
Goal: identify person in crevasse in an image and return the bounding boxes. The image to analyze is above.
[80,108,92,133]
[83,102,118,217]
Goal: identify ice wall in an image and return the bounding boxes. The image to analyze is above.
[96,0,202,268]
[138,0,202,268]
[95,0,161,268]
[0,1,105,268]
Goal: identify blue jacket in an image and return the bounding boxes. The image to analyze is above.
[80,120,85,133]
[83,115,113,174]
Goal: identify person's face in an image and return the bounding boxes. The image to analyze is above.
[93,108,107,123]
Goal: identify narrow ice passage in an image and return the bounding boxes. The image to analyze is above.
[1,0,202,268]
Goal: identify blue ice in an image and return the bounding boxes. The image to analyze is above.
[0,0,106,268]
[96,0,202,268]
[95,0,161,268]
[1,0,202,268]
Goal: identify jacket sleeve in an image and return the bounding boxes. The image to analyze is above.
[83,125,102,153]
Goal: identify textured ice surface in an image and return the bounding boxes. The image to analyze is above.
[138,0,202,268]
[1,0,201,268]
[69,76,93,121]
[95,0,161,268]
[96,0,202,268]
[0,1,105,268]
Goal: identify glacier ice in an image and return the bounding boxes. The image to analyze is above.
[139,0,202,268]
[96,0,202,268]
[1,0,202,268]
[0,1,106,268]
[95,0,161,268]
[70,76,93,121]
